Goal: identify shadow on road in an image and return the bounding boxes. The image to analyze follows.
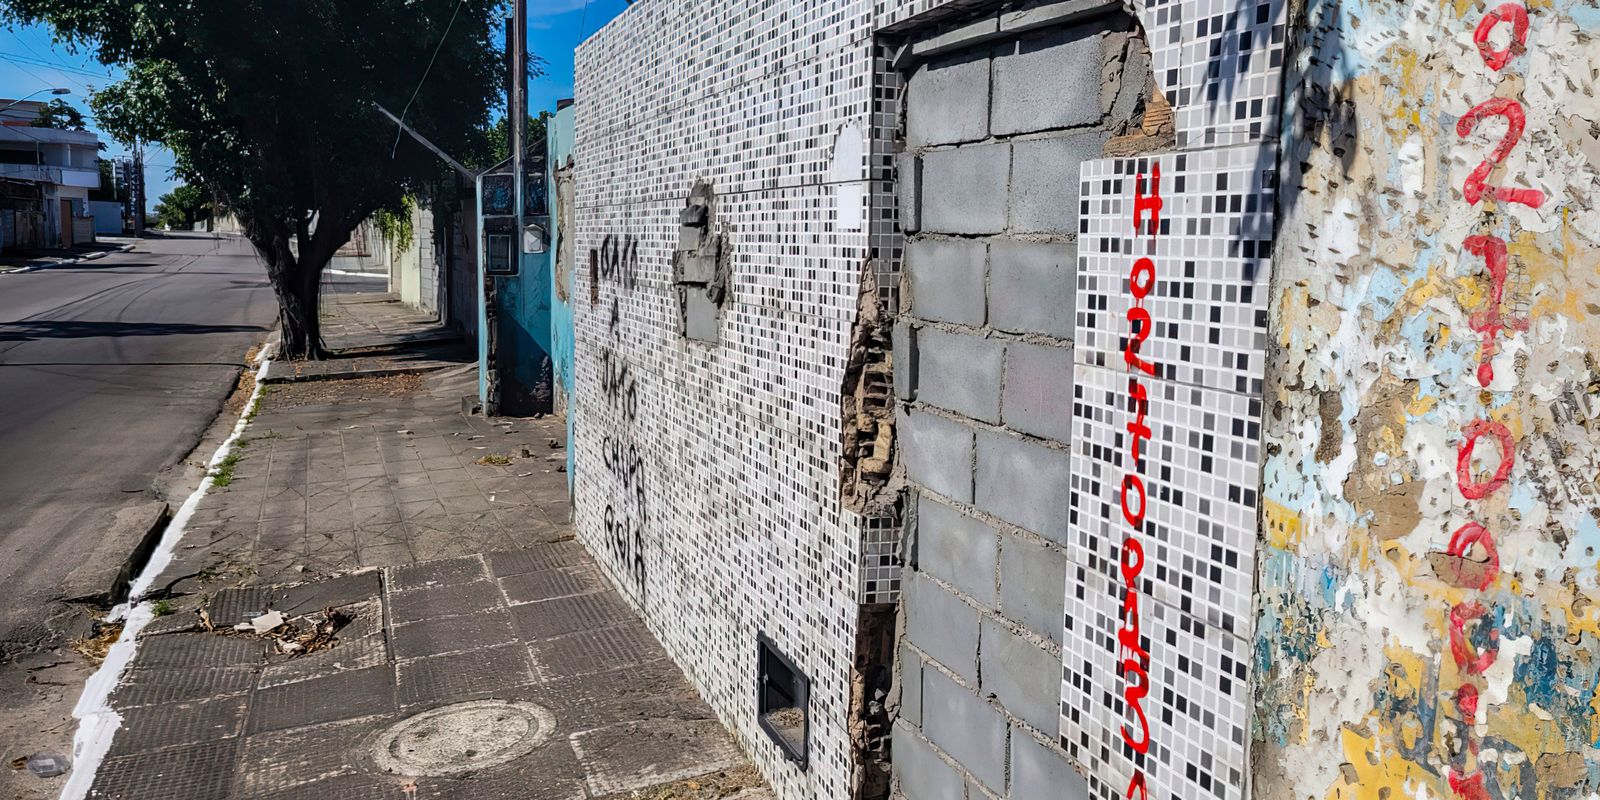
[0,319,269,343]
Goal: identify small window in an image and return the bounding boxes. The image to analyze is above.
[757,634,809,768]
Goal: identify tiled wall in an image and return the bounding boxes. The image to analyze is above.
[572,2,881,797]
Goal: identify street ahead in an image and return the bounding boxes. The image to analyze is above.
[0,233,276,654]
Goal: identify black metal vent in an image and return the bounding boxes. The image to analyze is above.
[757,634,809,768]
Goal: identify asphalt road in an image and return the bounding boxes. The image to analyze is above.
[0,232,276,654]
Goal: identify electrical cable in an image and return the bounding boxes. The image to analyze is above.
[391,0,468,158]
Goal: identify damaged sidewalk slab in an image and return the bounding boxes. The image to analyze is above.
[86,549,769,799]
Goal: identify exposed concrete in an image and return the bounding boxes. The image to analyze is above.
[906,238,987,327]
[892,10,1152,796]
[906,51,992,149]
[913,328,1004,423]
[987,241,1077,338]
[919,668,1006,793]
[919,145,1010,235]
[1006,132,1107,234]
[60,501,171,607]
[991,27,1104,136]
[915,496,998,604]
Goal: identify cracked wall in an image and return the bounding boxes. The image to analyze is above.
[1254,0,1600,797]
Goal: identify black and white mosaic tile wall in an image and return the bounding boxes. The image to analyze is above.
[572,1,889,797]
[1058,0,1286,798]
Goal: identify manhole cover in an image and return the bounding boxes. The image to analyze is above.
[371,700,555,776]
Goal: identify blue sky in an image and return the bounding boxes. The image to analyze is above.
[527,0,629,115]
[0,0,628,212]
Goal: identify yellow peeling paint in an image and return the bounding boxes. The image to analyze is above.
[1325,726,1441,800]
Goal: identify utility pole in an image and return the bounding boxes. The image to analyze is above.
[510,0,527,223]
[132,139,146,234]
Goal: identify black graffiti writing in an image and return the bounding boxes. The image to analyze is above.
[603,503,647,598]
[590,234,639,292]
[601,435,647,506]
[599,348,638,424]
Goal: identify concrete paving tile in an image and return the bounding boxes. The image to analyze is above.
[386,556,488,591]
[528,622,666,681]
[107,696,249,758]
[499,565,606,605]
[260,497,308,519]
[395,472,435,488]
[509,593,637,642]
[110,667,257,709]
[353,504,402,526]
[400,499,446,520]
[346,463,387,480]
[388,578,503,624]
[439,494,492,514]
[432,480,480,499]
[485,543,589,578]
[384,459,428,475]
[258,632,390,689]
[307,492,351,516]
[306,512,357,535]
[359,543,416,568]
[350,489,396,509]
[276,571,381,614]
[391,609,516,660]
[246,666,397,734]
[425,468,471,484]
[137,631,268,669]
[516,657,707,733]
[88,738,240,800]
[357,522,409,546]
[395,643,538,708]
[409,739,587,800]
[570,719,746,797]
[234,714,397,797]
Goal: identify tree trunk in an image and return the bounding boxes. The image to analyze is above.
[262,233,327,360]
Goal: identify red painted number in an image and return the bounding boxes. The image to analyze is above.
[1473,3,1530,72]
[1456,98,1545,209]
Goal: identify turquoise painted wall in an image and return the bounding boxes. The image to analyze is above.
[547,104,576,489]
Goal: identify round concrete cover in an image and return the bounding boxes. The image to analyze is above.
[372,700,556,776]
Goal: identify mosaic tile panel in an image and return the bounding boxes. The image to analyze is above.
[1056,0,1286,791]
[1060,149,1272,800]
[1062,556,1251,800]
[1076,145,1276,400]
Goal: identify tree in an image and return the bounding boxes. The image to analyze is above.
[153,184,211,230]
[488,111,549,165]
[30,97,86,130]
[4,2,504,358]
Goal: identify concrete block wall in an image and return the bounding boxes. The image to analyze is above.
[891,7,1146,799]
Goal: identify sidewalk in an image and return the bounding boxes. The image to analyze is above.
[77,288,768,799]
[0,238,138,273]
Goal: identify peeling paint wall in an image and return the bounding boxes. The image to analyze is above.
[1254,0,1600,797]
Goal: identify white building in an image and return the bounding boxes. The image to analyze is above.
[0,100,103,250]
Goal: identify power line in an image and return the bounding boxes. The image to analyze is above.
[0,50,111,79]
[391,0,467,158]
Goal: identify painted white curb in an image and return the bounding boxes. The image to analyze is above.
[59,342,276,800]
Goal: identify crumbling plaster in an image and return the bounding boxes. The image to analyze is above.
[1254,0,1600,797]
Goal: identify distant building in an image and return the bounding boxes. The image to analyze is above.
[0,99,103,250]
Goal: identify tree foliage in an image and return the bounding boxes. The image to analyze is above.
[4,0,506,358]
[153,184,210,230]
[30,97,86,130]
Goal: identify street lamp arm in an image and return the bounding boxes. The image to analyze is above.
[0,88,71,114]
[372,102,476,180]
